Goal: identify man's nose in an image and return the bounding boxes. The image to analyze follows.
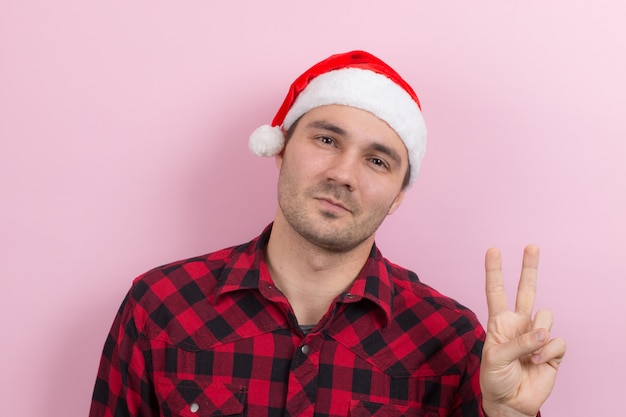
[325,152,359,190]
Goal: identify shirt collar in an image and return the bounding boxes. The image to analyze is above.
[214,223,394,325]
[213,223,274,301]
[340,244,394,325]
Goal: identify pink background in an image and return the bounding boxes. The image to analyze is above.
[1,1,625,416]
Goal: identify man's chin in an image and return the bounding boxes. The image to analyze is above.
[301,229,369,254]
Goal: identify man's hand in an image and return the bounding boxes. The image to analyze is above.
[480,245,566,417]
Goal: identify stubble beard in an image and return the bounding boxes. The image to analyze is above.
[277,175,389,254]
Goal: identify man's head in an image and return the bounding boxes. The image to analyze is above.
[249,50,427,188]
[273,104,409,253]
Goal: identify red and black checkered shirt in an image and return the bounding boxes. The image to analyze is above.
[90,224,486,417]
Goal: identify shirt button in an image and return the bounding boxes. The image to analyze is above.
[346,293,355,299]
[301,344,310,355]
[190,403,200,413]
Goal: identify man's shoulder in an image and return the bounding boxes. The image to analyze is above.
[127,240,251,303]
[385,258,481,323]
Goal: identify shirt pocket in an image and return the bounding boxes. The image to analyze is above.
[348,400,438,417]
[156,377,246,417]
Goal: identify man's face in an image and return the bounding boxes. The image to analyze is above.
[275,104,408,253]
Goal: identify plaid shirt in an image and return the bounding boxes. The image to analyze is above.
[90,224,486,417]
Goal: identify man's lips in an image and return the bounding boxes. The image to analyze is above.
[315,197,351,213]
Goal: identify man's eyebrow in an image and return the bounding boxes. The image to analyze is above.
[305,120,347,136]
[306,119,403,165]
[369,143,402,165]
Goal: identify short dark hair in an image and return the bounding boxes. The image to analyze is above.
[285,117,411,190]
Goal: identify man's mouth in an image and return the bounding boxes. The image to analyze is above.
[316,197,351,213]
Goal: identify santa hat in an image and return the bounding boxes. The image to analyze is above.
[249,50,427,186]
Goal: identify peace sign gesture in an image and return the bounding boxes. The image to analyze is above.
[480,245,566,417]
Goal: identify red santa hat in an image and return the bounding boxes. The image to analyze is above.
[249,50,427,186]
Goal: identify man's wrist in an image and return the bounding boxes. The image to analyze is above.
[482,400,538,417]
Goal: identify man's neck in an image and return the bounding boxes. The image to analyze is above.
[265,217,373,326]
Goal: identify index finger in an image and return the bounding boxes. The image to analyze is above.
[485,247,509,316]
[514,245,540,316]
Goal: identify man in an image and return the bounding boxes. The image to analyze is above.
[90,51,565,417]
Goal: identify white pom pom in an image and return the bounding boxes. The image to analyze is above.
[248,125,285,157]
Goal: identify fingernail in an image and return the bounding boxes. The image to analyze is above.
[532,354,542,364]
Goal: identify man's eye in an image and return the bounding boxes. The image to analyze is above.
[319,136,334,145]
[370,158,389,169]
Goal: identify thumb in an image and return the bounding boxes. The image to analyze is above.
[490,328,549,364]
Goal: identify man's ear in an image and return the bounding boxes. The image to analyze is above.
[275,128,287,169]
[275,152,284,169]
[387,190,405,216]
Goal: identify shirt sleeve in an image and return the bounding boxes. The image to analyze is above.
[89,289,156,417]
[450,320,487,417]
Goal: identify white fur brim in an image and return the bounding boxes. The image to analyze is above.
[283,67,427,185]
